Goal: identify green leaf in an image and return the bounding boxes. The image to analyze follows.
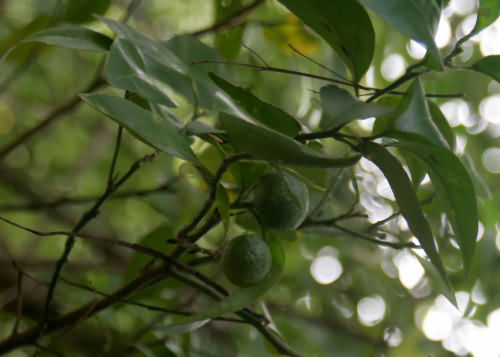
[0,15,51,60]
[471,0,500,36]
[471,55,500,83]
[216,184,231,238]
[414,253,456,306]
[277,0,375,82]
[81,94,198,163]
[98,17,196,103]
[214,0,246,59]
[125,225,174,281]
[427,100,455,151]
[135,343,177,357]
[159,236,285,334]
[62,0,111,23]
[106,38,178,107]
[360,140,452,293]
[220,113,360,168]
[319,85,394,129]
[358,0,442,68]
[390,134,478,272]
[164,35,227,109]
[99,17,225,109]
[23,25,112,52]
[376,80,449,148]
[210,73,302,136]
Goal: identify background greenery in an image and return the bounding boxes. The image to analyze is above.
[0,0,499,356]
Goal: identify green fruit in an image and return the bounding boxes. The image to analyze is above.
[254,171,309,230]
[221,234,272,287]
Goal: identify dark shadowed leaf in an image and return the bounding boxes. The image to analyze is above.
[427,100,455,151]
[106,38,180,107]
[360,140,453,300]
[63,0,111,23]
[319,85,394,129]
[210,73,301,136]
[214,0,246,59]
[358,0,442,68]
[81,94,198,163]
[277,0,375,82]
[391,133,478,272]
[23,25,112,52]
[220,113,360,168]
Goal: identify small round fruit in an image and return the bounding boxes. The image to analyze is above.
[254,172,309,230]
[221,234,272,287]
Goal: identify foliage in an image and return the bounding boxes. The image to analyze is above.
[0,0,499,356]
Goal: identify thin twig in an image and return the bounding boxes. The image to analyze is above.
[288,44,346,80]
[193,60,463,99]
[190,0,265,37]
[107,126,123,186]
[0,182,176,212]
[0,76,105,160]
[39,151,159,328]
[177,154,249,240]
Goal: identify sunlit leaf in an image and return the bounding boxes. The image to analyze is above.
[391,133,478,272]
[471,0,500,36]
[220,113,360,168]
[210,73,302,136]
[158,236,285,334]
[360,140,452,295]
[81,94,198,163]
[358,0,442,68]
[319,85,393,129]
[375,80,448,148]
[470,55,500,84]
[277,0,375,82]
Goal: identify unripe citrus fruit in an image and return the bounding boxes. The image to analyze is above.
[254,172,309,230]
[221,234,272,287]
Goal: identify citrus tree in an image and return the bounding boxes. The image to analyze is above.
[0,0,499,356]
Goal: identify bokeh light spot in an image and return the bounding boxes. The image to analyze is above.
[357,295,386,326]
[481,147,500,173]
[310,256,342,285]
[381,54,406,81]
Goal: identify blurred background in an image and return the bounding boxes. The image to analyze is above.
[1,0,500,356]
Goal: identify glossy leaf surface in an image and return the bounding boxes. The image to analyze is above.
[392,134,478,271]
[210,73,301,136]
[319,85,393,129]
[358,0,442,67]
[277,0,375,82]
[360,141,451,291]
[220,113,360,168]
[81,94,198,163]
[24,25,112,52]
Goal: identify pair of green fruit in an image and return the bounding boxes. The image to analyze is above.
[222,171,309,287]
